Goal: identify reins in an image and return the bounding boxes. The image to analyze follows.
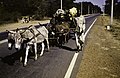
[21,25,45,43]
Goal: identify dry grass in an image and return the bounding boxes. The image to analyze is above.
[101,15,120,41]
[0,20,50,32]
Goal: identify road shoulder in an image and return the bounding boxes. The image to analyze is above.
[76,16,120,78]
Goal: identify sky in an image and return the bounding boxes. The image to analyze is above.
[74,0,105,11]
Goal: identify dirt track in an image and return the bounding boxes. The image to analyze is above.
[0,20,50,32]
[76,16,120,78]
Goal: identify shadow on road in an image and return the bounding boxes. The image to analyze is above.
[0,46,47,66]
[0,49,25,66]
[60,46,77,51]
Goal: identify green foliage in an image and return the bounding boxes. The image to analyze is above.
[74,2,102,15]
[0,11,21,24]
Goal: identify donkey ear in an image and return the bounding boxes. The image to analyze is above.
[6,30,9,32]
[7,30,16,34]
[16,28,20,31]
[6,30,11,33]
[28,25,33,28]
[38,22,41,25]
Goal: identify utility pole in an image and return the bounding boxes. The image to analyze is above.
[111,0,114,25]
[92,8,94,14]
[103,0,105,16]
[61,0,62,9]
[88,5,90,14]
[102,5,105,16]
[81,2,83,15]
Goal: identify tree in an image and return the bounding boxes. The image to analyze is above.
[74,2,102,15]
[105,0,120,19]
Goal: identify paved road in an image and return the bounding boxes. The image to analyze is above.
[0,14,99,78]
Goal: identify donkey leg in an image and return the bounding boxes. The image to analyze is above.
[78,35,84,51]
[80,33,85,43]
[83,33,85,42]
[40,42,45,56]
[24,45,30,66]
[75,33,80,50]
[34,43,37,60]
[46,38,49,51]
[20,56,22,62]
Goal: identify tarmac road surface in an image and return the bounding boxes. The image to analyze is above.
[0,14,99,78]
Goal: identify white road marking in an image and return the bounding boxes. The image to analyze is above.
[84,18,97,37]
[64,18,97,78]
[0,39,7,44]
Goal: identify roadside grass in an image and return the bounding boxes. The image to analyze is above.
[111,23,120,41]
[102,15,120,42]
[76,15,120,78]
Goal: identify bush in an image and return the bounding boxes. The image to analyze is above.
[0,12,21,24]
[32,10,45,20]
[32,14,43,20]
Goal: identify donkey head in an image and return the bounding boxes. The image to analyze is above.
[14,29,24,50]
[6,30,16,50]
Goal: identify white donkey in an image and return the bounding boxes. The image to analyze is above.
[14,25,49,66]
[74,15,86,51]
